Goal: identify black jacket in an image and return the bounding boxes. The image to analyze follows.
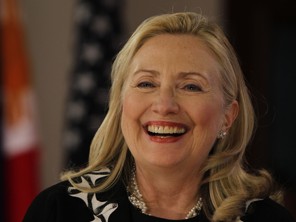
[23,169,295,222]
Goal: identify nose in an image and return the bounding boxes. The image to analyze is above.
[151,87,180,115]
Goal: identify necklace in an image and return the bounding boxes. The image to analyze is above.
[127,169,203,219]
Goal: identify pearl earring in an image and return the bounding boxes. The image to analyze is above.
[218,130,227,139]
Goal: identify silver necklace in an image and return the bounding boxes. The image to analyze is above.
[127,169,203,219]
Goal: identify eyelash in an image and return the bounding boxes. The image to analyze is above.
[137,81,155,88]
[182,84,203,92]
[136,81,203,92]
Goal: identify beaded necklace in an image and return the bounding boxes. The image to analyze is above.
[127,169,203,219]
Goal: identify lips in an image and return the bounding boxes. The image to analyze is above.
[144,121,187,138]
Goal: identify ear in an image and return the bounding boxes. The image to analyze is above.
[222,100,239,131]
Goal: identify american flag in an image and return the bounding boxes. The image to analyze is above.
[64,0,124,167]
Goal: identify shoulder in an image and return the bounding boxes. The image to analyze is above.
[242,198,295,222]
[24,180,71,214]
[30,180,70,202]
[23,168,114,222]
[24,167,130,222]
[24,180,94,222]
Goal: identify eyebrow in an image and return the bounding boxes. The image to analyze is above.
[179,71,209,82]
[133,69,209,82]
[133,69,206,77]
[133,69,160,76]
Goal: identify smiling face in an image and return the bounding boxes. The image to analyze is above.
[121,34,237,172]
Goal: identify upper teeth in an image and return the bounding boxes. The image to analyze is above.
[147,125,185,134]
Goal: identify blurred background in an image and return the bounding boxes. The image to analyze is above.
[0,0,295,221]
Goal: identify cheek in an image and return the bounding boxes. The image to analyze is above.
[121,92,147,139]
[121,97,134,136]
[121,93,149,157]
[122,98,133,120]
[189,102,224,145]
[121,91,143,122]
[121,104,134,150]
[194,104,223,127]
[189,105,223,161]
[122,89,151,120]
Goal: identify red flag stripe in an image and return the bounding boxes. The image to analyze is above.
[1,0,40,221]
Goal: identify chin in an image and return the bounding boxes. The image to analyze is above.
[142,155,187,169]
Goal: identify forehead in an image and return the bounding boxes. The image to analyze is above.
[129,34,221,81]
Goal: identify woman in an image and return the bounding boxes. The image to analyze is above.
[24,12,295,222]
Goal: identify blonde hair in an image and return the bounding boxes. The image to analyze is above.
[62,12,274,221]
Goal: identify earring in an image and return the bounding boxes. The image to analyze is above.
[218,130,227,139]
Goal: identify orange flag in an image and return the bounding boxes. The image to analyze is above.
[1,0,40,221]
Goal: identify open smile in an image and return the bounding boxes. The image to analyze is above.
[144,121,188,139]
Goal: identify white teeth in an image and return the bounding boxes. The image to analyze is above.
[147,125,185,134]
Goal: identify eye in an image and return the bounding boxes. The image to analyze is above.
[183,84,203,92]
[137,81,155,88]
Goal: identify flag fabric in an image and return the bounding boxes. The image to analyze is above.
[64,0,124,167]
[0,0,40,221]
[0,36,5,222]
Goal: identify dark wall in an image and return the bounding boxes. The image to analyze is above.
[226,0,296,218]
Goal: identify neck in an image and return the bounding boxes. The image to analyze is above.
[131,164,203,220]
